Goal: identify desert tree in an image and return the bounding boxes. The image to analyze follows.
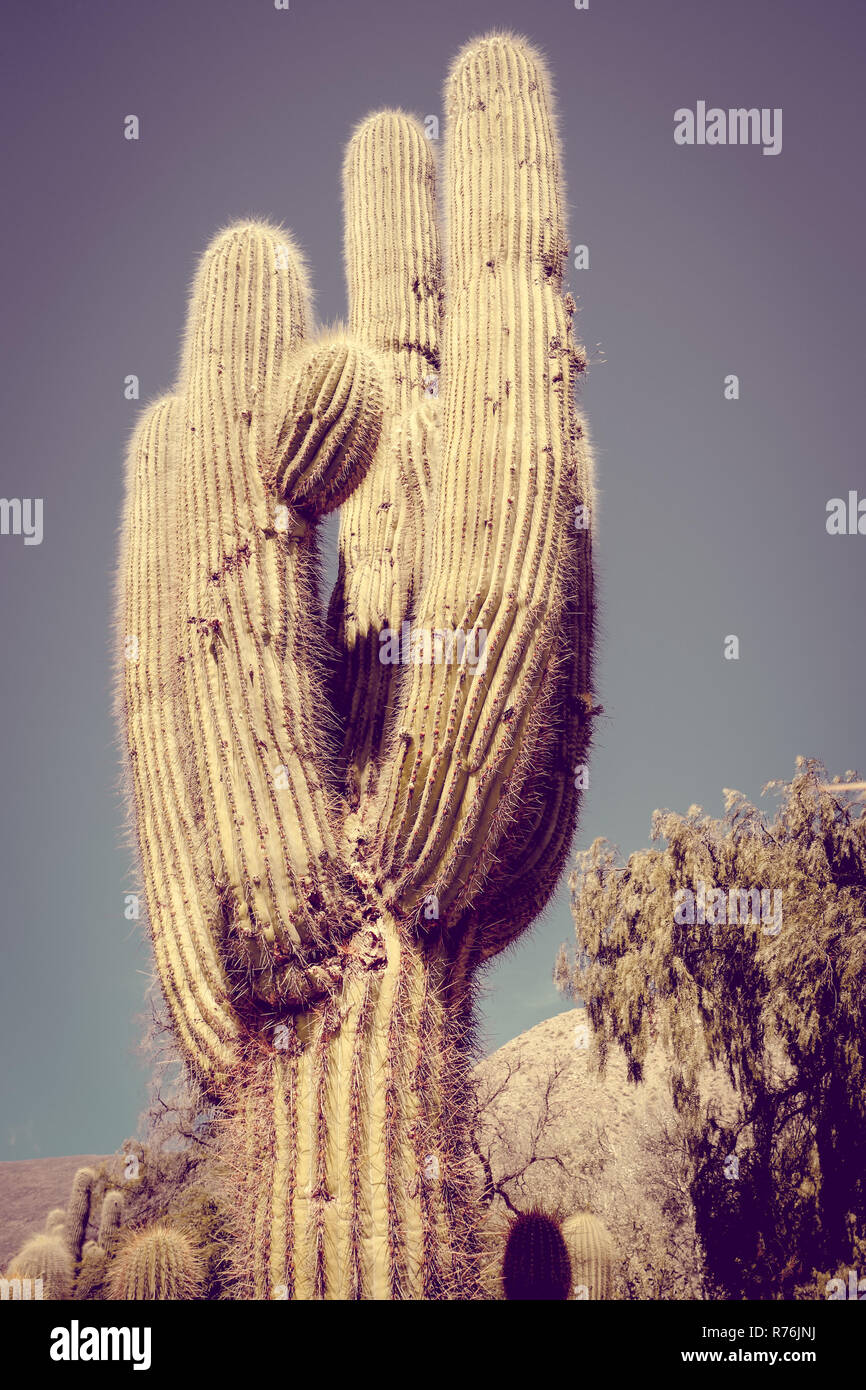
[561,759,866,1298]
[471,1056,610,1217]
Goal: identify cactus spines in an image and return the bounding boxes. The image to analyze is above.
[562,1211,614,1300]
[5,1233,73,1300]
[97,1189,125,1257]
[75,1241,110,1301]
[118,32,596,1299]
[502,1210,572,1301]
[109,1224,203,1302]
[65,1166,96,1268]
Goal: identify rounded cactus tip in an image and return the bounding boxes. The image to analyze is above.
[346,107,428,152]
[447,29,550,86]
[100,1188,125,1221]
[502,1207,572,1301]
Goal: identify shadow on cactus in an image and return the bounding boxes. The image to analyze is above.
[116,29,597,1300]
[502,1210,572,1301]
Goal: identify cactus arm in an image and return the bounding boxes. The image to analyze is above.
[268,335,383,518]
[329,113,442,801]
[174,221,336,955]
[120,222,390,1038]
[368,36,594,931]
[457,414,596,960]
[119,394,242,1081]
[170,222,386,1006]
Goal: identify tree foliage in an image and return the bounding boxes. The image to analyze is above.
[562,759,866,1298]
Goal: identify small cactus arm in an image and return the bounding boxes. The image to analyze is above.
[117,31,596,1300]
[562,1211,614,1299]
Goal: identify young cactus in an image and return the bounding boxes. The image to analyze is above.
[109,1225,203,1301]
[502,1210,573,1301]
[562,1211,615,1299]
[5,1233,73,1300]
[70,1190,125,1299]
[75,1241,110,1301]
[97,1189,125,1257]
[117,32,596,1299]
[65,1166,96,1268]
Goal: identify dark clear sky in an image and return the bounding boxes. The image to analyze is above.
[1,0,863,1160]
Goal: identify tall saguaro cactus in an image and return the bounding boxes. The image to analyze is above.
[118,32,596,1300]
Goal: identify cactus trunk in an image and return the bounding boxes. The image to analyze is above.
[228,929,478,1299]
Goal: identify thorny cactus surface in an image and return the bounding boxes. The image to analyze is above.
[97,1189,125,1258]
[44,1208,67,1235]
[117,31,596,1300]
[563,1211,614,1300]
[65,1166,96,1270]
[109,1225,203,1302]
[502,1210,572,1301]
[4,1234,73,1300]
[75,1241,110,1302]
